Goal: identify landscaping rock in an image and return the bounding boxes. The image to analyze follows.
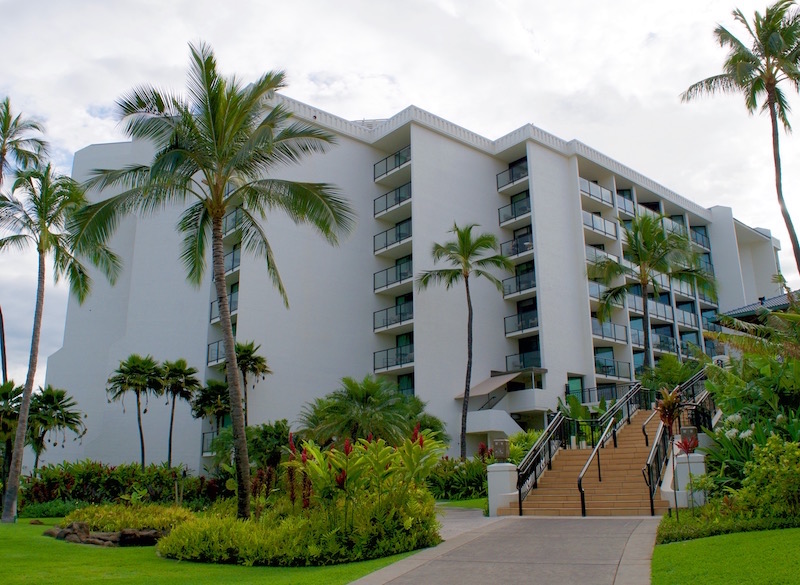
[44,523,163,547]
[29,519,44,525]
[64,534,82,544]
[42,527,60,538]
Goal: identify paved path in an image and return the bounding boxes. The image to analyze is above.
[351,508,659,585]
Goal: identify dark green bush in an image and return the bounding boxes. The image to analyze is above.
[738,436,800,518]
[427,457,487,500]
[18,499,89,518]
[656,506,800,544]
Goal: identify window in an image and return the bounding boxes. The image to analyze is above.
[397,373,414,397]
[617,189,633,201]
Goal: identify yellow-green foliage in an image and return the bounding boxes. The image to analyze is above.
[63,503,194,532]
[739,435,800,518]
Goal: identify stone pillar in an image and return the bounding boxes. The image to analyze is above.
[487,462,518,517]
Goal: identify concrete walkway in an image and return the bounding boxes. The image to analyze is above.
[351,508,659,585]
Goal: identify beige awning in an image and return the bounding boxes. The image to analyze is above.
[455,372,519,399]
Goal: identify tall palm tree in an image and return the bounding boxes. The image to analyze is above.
[588,214,717,372]
[233,341,271,426]
[0,381,21,503]
[27,385,86,472]
[106,354,163,471]
[191,379,231,433]
[0,97,48,187]
[0,164,118,522]
[416,223,512,459]
[75,42,355,519]
[161,359,201,468]
[682,0,800,274]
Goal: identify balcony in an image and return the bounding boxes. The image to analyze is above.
[374,262,413,292]
[506,350,541,371]
[631,328,644,347]
[579,178,613,206]
[207,340,225,365]
[503,272,536,297]
[374,182,411,219]
[652,333,678,354]
[210,291,239,323]
[374,344,414,372]
[672,278,695,298]
[627,295,674,322]
[374,222,412,255]
[702,317,722,332]
[222,208,243,237]
[591,318,628,343]
[663,217,688,237]
[496,163,529,190]
[500,232,533,259]
[498,198,531,227]
[224,248,241,273]
[691,228,711,249]
[637,204,659,219]
[582,211,617,239]
[595,357,632,380]
[374,146,410,182]
[698,289,717,306]
[617,195,635,216]
[373,303,413,331]
[674,308,698,328]
[699,258,715,275]
[504,310,539,336]
[585,245,619,265]
[201,430,218,456]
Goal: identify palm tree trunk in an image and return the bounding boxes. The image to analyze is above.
[211,214,250,519]
[2,250,45,522]
[768,94,800,275]
[242,372,248,427]
[168,395,176,468]
[136,391,145,471]
[2,438,11,499]
[642,286,652,372]
[461,277,473,460]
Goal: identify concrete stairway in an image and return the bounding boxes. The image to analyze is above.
[498,410,670,516]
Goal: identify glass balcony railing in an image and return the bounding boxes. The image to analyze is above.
[498,198,531,224]
[506,350,541,371]
[582,211,617,238]
[652,333,678,353]
[591,318,628,343]
[373,303,413,329]
[616,195,635,215]
[222,208,243,236]
[579,178,613,206]
[210,291,239,321]
[207,340,225,364]
[374,344,414,370]
[496,162,529,189]
[699,258,715,275]
[500,232,533,256]
[374,183,411,216]
[631,328,644,347]
[374,146,410,180]
[663,217,688,237]
[503,272,536,296]
[374,262,413,290]
[504,310,539,335]
[224,248,241,273]
[698,289,717,305]
[637,204,659,219]
[374,222,412,252]
[671,278,695,297]
[674,308,698,328]
[705,339,723,357]
[595,357,631,379]
[202,430,218,456]
[585,245,619,264]
[690,228,711,249]
[702,317,722,332]
[627,295,674,321]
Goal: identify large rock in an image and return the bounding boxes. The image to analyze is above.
[44,523,164,547]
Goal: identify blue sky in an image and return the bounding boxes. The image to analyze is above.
[2,0,799,387]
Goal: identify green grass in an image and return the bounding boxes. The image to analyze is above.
[436,497,487,509]
[652,527,800,585]
[1,519,413,584]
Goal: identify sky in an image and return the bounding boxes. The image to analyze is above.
[2,0,800,389]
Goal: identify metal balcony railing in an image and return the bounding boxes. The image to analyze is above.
[498,198,531,224]
[579,178,613,206]
[224,248,241,273]
[702,317,722,332]
[591,318,628,343]
[500,232,533,256]
[671,278,695,297]
[627,295,673,321]
[210,291,239,321]
[631,328,644,347]
[585,245,619,264]
[504,310,539,335]
[651,333,678,353]
[222,208,243,236]
[374,262,413,290]
[594,357,632,379]
[374,182,411,216]
[374,222,412,252]
[690,228,711,249]
[374,146,410,180]
[674,308,698,328]
[503,272,536,296]
[496,162,529,189]
[582,211,617,238]
[374,344,414,370]
[663,217,687,237]
[506,350,541,371]
[616,195,635,215]
[373,303,413,329]
[207,340,225,364]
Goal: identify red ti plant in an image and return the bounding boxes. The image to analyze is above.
[656,387,682,438]
[675,435,698,455]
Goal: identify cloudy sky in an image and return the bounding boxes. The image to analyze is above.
[2,0,800,388]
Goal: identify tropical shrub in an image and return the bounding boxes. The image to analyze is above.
[64,502,194,532]
[427,456,487,500]
[738,436,800,518]
[17,499,88,518]
[209,420,290,470]
[507,429,544,465]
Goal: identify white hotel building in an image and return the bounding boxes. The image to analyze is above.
[45,97,781,471]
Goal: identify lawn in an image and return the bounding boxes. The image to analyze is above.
[436,497,487,510]
[1,519,412,584]
[652,527,800,585]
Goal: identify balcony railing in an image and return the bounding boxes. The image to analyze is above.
[500,232,533,256]
[374,222,412,252]
[374,262,413,290]
[585,245,619,264]
[373,303,413,330]
[663,217,687,237]
[210,291,239,321]
[498,198,531,224]
[496,162,529,189]
[222,208,243,236]
[674,308,698,328]
[506,350,541,371]
[503,272,536,296]
[374,146,410,180]
[616,195,635,215]
[579,178,613,206]
[374,344,414,370]
[207,340,225,364]
[504,310,539,335]
[627,295,674,321]
[637,204,659,219]
[698,289,717,305]
[374,182,411,216]
[702,317,722,332]
[671,278,695,297]
[582,211,617,238]
[591,318,628,343]
[690,228,711,249]
[202,430,218,456]
[595,357,631,379]
[631,328,644,347]
[224,248,241,273]
[699,258,715,275]
[652,333,678,353]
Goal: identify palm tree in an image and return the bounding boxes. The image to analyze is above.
[588,214,717,372]
[74,42,355,519]
[682,0,800,274]
[106,354,163,471]
[0,381,21,503]
[0,97,48,187]
[416,223,513,459]
[161,359,201,468]
[0,164,118,522]
[233,341,272,426]
[191,380,231,433]
[27,385,86,472]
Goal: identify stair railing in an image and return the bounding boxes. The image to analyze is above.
[516,412,567,515]
[642,420,670,516]
[577,417,616,516]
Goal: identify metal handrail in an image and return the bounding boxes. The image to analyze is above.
[642,409,659,447]
[577,417,616,516]
[517,412,566,515]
